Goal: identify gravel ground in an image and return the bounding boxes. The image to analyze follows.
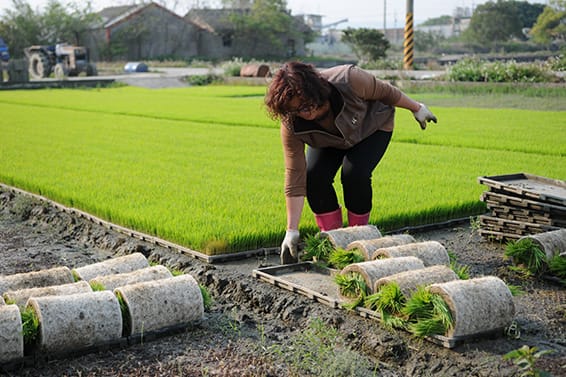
[1,186,565,377]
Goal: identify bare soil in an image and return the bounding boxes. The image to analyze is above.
[0,187,565,377]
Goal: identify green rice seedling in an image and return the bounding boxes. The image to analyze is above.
[407,318,448,338]
[507,284,525,297]
[403,286,453,338]
[21,306,40,346]
[451,261,470,280]
[199,284,212,311]
[365,283,407,330]
[115,291,131,337]
[72,270,81,282]
[364,282,405,314]
[301,235,334,262]
[505,239,547,275]
[447,250,470,279]
[3,296,15,305]
[327,248,365,269]
[547,255,566,280]
[89,281,106,291]
[341,294,365,311]
[335,272,368,310]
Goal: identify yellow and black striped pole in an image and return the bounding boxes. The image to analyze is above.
[403,0,414,70]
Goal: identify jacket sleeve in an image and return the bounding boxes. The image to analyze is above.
[280,124,307,197]
[348,65,402,105]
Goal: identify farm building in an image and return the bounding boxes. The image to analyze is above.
[83,2,311,61]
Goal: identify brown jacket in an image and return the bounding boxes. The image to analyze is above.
[281,64,403,197]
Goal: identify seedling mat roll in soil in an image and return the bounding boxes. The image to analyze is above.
[252,262,502,348]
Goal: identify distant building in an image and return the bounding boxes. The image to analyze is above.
[185,8,310,59]
[85,3,199,61]
[84,1,311,61]
[416,17,471,38]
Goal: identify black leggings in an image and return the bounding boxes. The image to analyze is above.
[306,130,392,215]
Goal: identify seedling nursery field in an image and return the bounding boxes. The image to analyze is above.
[0,85,564,255]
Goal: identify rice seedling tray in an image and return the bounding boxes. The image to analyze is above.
[252,262,500,349]
[478,173,566,207]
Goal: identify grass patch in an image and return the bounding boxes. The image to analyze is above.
[270,318,376,376]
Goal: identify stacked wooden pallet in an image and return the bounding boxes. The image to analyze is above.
[477,173,566,241]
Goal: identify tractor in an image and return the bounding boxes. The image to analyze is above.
[24,43,97,79]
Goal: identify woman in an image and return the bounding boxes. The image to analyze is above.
[265,62,437,264]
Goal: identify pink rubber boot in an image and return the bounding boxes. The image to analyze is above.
[314,208,343,231]
[347,210,370,227]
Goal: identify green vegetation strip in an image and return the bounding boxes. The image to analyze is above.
[0,86,564,254]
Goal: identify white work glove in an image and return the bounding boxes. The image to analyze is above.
[280,229,300,264]
[413,103,437,130]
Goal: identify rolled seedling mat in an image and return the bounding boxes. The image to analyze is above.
[0,304,24,364]
[374,265,459,297]
[319,225,382,249]
[372,241,450,267]
[339,256,425,298]
[517,228,566,260]
[89,265,173,291]
[27,290,123,355]
[0,266,74,295]
[3,281,93,309]
[347,234,417,260]
[72,252,150,282]
[114,274,204,337]
[428,276,515,339]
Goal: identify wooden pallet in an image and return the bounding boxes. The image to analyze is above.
[253,262,506,349]
[478,173,566,207]
[478,174,566,240]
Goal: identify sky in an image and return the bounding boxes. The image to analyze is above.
[0,0,550,29]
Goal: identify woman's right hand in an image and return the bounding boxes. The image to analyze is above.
[280,229,300,264]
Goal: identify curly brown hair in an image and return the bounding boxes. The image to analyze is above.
[264,61,332,121]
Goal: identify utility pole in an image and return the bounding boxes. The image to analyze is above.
[383,0,386,34]
[403,0,414,70]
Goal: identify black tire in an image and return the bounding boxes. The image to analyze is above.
[54,63,68,79]
[28,52,51,79]
[86,63,98,77]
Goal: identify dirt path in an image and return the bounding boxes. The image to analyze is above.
[0,187,564,377]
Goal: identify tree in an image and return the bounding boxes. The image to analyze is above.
[463,1,522,45]
[225,0,310,58]
[0,0,99,58]
[414,30,445,52]
[0,0,43,58]
[341,28,390,62]
[530,0,566,44]
[420,15,452,26]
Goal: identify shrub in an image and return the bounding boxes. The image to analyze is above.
[185,74,223,86]
[448,57,557,83]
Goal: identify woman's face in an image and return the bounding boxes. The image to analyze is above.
[287,96,330,121]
